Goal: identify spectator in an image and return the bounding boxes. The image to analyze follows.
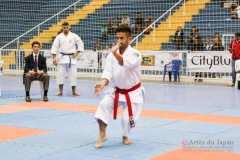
[117,17,122,25]
[103,45,111,52]
[214,32,222,44]
[204,37,213,51]
[228,32,240,87]
[121,13,131,27]
[192,38,204,51]
[100,25,108,42]
[112,17,120,30]
[173,26,184,50]
[231,2,238,11]
[93,41,102,67]
[143,13,153,34]
[211,38,224,51]
[231,4,240,19]
[106,18,114,35]
[93,41,102,52]
[187,26,200,50]
[135,12,144,34]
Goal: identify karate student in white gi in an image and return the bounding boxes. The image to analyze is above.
[94,25,145,148]
[51,22,84,96]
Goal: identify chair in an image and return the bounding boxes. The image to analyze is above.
[32,81,44,99]
[23,75,44,99]
[235,60,240,89]
[163,60,182,82]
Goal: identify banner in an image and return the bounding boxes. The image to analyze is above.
[187,51,231,72]
[140,51,183,70]
[77,50,98,68]
[141,55,155,66]
[43,51,54,67]
[43,50,99,69]
[42,50,184,71]
[102,49,111,68]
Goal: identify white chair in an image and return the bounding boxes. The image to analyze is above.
[32,81,44,99]
[235,60,240,88]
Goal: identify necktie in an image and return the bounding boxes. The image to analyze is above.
[34,55,37,72]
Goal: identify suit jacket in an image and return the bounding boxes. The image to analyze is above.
[23,53,47,84]
[174,31,184,43]
[24,53,47,73]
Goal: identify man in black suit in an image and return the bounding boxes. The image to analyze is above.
[24,41,50,102]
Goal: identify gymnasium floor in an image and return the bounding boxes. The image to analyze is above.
[0,75,240,160]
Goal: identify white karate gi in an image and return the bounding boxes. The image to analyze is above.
[95,45,145,137]
[51,31,84,86]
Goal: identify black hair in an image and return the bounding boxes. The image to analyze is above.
[115,25,131,36]
[32,41,40,47]
[235,32,240,36]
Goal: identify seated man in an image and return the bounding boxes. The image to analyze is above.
[211,38,224,51]
[187,26,200,50]
[23,41,50,102]
[135,12,144,34]
[121,13,131,27]
[231,4,240,19]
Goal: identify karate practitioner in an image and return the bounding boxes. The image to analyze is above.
[51,22,84,96]
[94,25,145,148]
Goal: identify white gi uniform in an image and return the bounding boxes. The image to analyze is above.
[51,31,84,86]
[95,45,145,137]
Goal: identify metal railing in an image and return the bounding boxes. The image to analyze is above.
[0,49,232,82]
[131,0,185,48]
[222,34,234,50]
[0,0,84,50]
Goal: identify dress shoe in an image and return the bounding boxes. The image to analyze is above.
[43,96,48,102]
[25,96,31,102]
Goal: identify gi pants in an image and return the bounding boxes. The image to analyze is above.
[95,93,142,137]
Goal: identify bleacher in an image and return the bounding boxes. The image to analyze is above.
[161,0,239,50]
[42,0,181,50]
[0,0,81,49]
[0,0,239,51]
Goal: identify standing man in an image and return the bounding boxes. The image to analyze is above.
[51,22,84,96]
[24,41,50,102]
[228,32,240,86]
[94,25,145,149]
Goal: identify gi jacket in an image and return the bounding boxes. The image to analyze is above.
[102,45,145,103]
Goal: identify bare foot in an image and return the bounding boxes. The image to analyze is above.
[103,136,107,142]
[123,137,132,145]
[73,92,81,96]
[55,92,63,96]
[95,136,107,149]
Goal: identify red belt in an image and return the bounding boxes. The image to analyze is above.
[114,82,141,128]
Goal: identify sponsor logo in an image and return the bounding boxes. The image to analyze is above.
[191,56,231,69]
[141,55,155,66]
